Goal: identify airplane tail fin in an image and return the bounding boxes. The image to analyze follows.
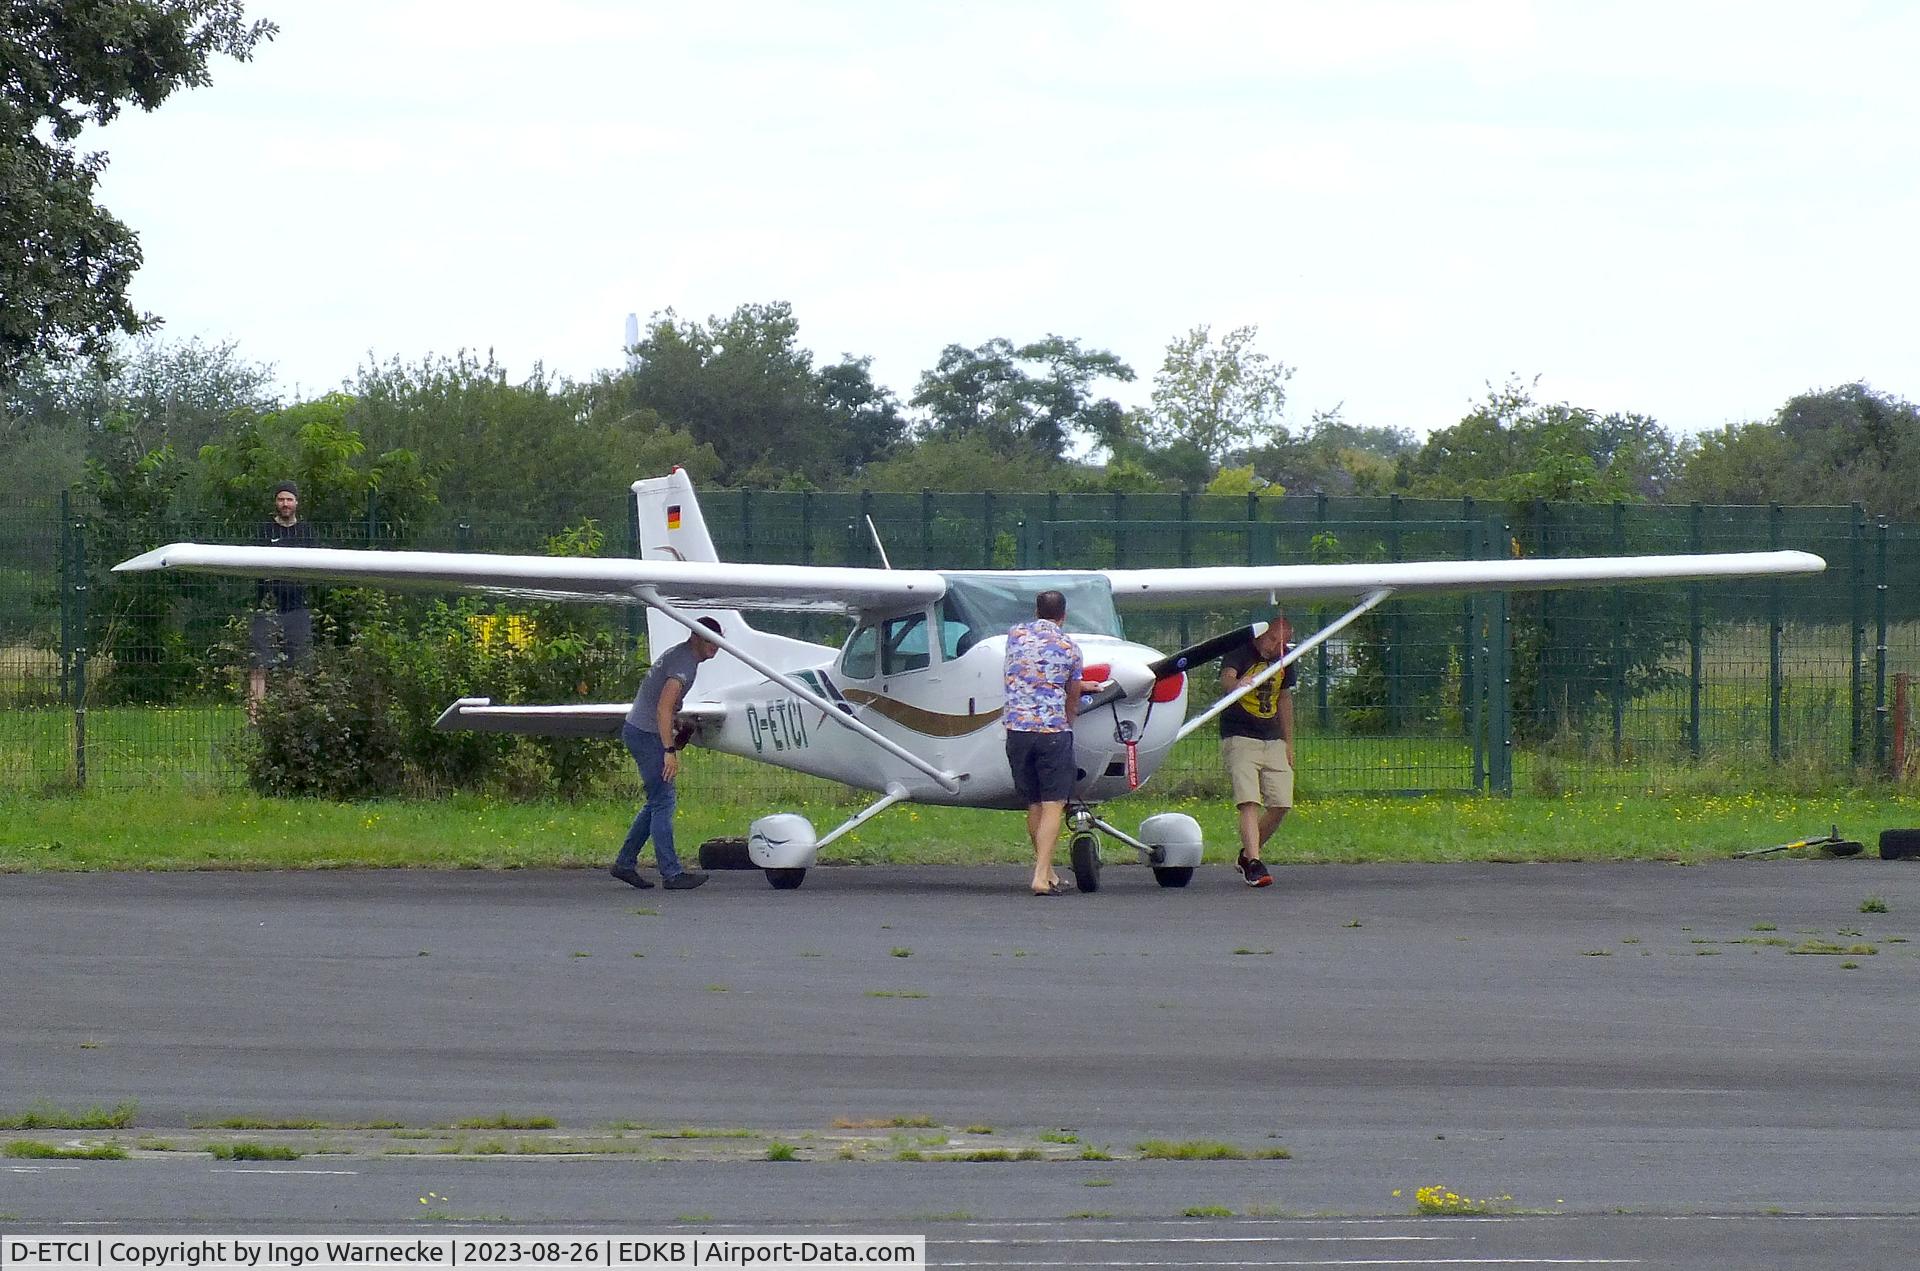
[630,470,829,688]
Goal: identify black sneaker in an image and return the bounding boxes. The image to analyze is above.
[662,870,709,890]
[1238,851,1273,888]
[610,865,654,890]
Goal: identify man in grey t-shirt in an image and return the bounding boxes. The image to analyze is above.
[612,616,723,890]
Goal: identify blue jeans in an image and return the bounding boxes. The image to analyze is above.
[616,723,683,877]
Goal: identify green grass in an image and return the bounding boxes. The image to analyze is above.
[455,1115,556,1130]
[0,1101,137,1129]
[1137,1139,1249,1160]
[766,1142,798,1161]
[4,1140,127,1160]
[8,785,1920,870]
[206,1142,302,1161]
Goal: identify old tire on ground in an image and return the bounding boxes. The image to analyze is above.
[1151,865,1194,888]
[1881,829,1920,860]
[1070,832,1101,893]
[699,837,753,870]
[765,867,807,890]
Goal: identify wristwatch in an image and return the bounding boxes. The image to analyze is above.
[663,746,679,754]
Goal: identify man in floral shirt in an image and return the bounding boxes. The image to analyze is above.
[1003,590,1097,895]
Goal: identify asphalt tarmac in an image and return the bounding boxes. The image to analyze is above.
[3,859,1917,1268]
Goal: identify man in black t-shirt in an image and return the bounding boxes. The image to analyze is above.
[248,480,317,715]
[1218,613,1297,888]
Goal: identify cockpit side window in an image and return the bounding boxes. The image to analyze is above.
[841,623,878,679]
[881,612,931,675]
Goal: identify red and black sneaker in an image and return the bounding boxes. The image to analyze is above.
[1237,850,1273,888]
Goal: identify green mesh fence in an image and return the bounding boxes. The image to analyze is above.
[1,490,1909,798]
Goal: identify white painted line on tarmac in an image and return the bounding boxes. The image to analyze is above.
[5,1165,82,1173]
[207,1167,359,1175]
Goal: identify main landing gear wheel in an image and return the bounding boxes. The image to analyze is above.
[765,868,807,890]
[1151,866,1194,888]
[1069,832,1102,893]
[698,837,753,870]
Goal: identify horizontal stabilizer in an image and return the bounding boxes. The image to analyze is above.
[433,698,628,738]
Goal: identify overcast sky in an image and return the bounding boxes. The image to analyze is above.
[90,0,1918,438]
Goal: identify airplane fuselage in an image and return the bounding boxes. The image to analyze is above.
[690,632,1189,810]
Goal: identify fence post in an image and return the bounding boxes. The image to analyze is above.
[1387,494,1402,730]
[1611,501,1626,762]
[1469,512,1484,792]
[1314,490,1329,729]
[1688,502,1703,760]
[981,491,994,567]
[1850,505,1866,766]
[1534,497,1551,735]
[59,491,72,709]
[1876,519,1890,774]
[364,486,379,543]
[623,504,642,657]
[1768,503,1783,763]
[1178,491,1192,647]
[1493,520,1513,795]
[1461,497,1475,742]
[740,488,753,560]
[69,501,88,790]
[920,489,933,567]
[1110,492,1124,569]
[801,490,814,565]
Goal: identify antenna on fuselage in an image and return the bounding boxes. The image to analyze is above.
[865,515,893,570]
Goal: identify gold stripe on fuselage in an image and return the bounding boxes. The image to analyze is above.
[841,688,1003,738]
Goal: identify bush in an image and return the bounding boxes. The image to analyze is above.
[245,580,635,800]
[246,645,412,797]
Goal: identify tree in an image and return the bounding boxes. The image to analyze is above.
[1,337,277,507]
[2,1,277,384]
[1675,383,1920,518]
[350,351,720,527]
[195,394,435,535]
[911,336,1134,463]
[1142,324,1293,464]
[610,302,873,486]
[1402,378,1680,502]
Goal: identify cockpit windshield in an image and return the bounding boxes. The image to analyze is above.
[937,572,1122,658]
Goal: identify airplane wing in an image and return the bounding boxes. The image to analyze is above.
[1104,550,1825,608]
[112,544,946,616]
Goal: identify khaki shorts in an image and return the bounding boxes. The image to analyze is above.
[1222,735,1293,809]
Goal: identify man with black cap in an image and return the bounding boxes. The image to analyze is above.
[249,481,318,714]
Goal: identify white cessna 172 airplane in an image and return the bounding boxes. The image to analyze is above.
[117,470,1825,891]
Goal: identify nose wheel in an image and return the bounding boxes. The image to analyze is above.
[1069,830,1102,893]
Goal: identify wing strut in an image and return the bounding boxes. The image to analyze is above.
[1176,588,1396,743]
[635,587,961,794]
[813,783,912,852]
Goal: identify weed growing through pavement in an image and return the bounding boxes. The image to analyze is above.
[1862,896,1889,914]
[766,1142,798,1161]
[1183,1205,1234,1217]
[5,1141,127,1160]
[0,1101,137,1130]
[1414,1185,1509,1215]
[890,947,912,958]
[207,1143,302,1161]
[457,1115,556,1130]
